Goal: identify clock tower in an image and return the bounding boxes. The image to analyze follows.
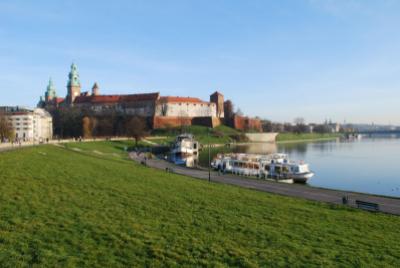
[66,63,81,105]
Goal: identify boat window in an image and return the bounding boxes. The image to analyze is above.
[283,166,289,173]
[275,166,281,173]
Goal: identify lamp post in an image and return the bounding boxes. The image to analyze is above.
[208,127,211,182]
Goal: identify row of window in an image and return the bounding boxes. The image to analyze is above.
[13,123,31,126]
[177,103,213,107]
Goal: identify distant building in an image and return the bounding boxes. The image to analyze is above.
[327,123,340,133]
[2,107,53,141]
[38,63,247,130]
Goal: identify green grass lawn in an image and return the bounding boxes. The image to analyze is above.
[1,142,400,267]
[151,125,240,145]
[276,132,342,142]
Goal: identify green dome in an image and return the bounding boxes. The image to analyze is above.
[45,77,57,99]
[67,63,81,87]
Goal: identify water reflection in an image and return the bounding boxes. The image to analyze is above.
[170,154,198,167]
[199,135,400,197]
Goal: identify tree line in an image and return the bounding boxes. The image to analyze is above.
[51,108,147,144]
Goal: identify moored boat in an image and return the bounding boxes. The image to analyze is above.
[211,153,314,183]
[170,134,199,167]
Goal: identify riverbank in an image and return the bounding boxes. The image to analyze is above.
[132,151,400,215]
[276,133,342,143]
[1,142,399,266]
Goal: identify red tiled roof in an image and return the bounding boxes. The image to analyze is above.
[74,93,160,104]
[55,98,65,104]
[159,96,212,104]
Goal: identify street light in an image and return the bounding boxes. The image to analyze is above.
[208,127,211,182]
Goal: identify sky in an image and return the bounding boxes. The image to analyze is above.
[1,0,400,125]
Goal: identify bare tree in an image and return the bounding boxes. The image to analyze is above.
[125,116,147,146]
[235,108,244,116]
[179,110,189,133]
[293,117,307,133]
[82,116,96,139]
[0,113,14,141]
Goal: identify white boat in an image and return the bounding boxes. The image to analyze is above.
[211,153,314,183]
[170,134,199,167]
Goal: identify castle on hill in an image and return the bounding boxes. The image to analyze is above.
[38,63,261,131]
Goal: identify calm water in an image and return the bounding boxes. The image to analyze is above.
[200,135,400,197]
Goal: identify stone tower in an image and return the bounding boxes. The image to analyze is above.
[45,77,57,102]
[92,82,100,96]
[210,91,224,118]
[66,63,81,105]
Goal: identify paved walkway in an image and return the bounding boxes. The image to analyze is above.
[130,152,400,215]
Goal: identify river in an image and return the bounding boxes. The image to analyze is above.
[199,135,400,197]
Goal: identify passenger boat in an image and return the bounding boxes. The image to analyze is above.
[170,134,199,167]
[211,153,314,183]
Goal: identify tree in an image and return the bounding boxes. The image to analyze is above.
[82,116,96,138]
[262,120,273,132]
[293,117,307,133]
[0,113,14,141]
[314,124,330,134]
[125,116,147,146]
[235,108,244,116]
[178,110,190,133]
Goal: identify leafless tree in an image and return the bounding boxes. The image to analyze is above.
[0,113,14,141]
[125,116,147,146]
[293,117,307,133]
[82,116,96,139]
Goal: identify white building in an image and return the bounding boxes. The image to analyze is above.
[155,96,217,117]
[7,107,53,142]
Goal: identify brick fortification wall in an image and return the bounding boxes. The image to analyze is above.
[153,116,221,129]
[232,115,262,132]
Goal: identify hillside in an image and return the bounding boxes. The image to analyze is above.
[0,141,399,267]
[151,125,241,144]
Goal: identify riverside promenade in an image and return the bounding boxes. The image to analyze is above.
[130,152,400,216]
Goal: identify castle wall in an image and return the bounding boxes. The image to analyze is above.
[153,116,221,129]
[233,115,262,132]
[155,102,216,117]
[153,116,192,129]
[75,100,156,116]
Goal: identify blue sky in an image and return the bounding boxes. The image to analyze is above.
[1,0,400,124]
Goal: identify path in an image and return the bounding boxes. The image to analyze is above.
[130,152,400,215]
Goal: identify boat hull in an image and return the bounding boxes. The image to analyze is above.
[291,172,314,183]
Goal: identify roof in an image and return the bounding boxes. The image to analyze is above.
[159,96,212,104]
[55,98,65,104]
[74,92,160,104]
[211,91,223,96]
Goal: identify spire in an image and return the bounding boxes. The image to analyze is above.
[92,82,100,96]
[45,77,57,101]
[67,63,81,87]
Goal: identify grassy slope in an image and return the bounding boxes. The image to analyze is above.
[276,133,342,142]
[152,125,240,145]
[1,142,400,267]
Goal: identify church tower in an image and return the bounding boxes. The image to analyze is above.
[66,63,81,105]
[45,77,57,102]
[92,82,100,96]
